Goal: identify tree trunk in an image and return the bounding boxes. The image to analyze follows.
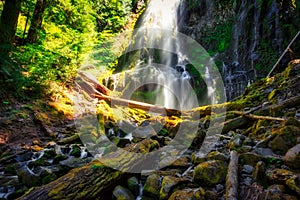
[0,0,21,46]
[26,0,47,44]
[18,139,159,200]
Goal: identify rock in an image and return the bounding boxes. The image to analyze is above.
[269,126,300,155]
[193,187,206,200]
[112,185,135,200]
[268,169,297,183]
[193,160,227,187]
[59,157,92,168]
[17,166,41,187]
[207,151,229,162]
[143,174,161,199]
[191,152,206,165]
[168,189,194,200]
[242,165,254,174]
[132,125,157,139]
[127,176,140,196]
[254,147,277,157]
[266,184,298,200]
[239,152,263,166]
[283,143,300,169]
[159,176,190,200]
[70,145,81,157]
[43,149,56,158]
[165,156,190,169]
[112,137,131,148]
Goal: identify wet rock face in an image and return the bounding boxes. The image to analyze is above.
[181,0,300,100]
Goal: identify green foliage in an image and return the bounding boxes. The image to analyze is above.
[92,0,133,32]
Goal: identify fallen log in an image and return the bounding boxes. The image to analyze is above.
[230,111,286,122]
[226,151,239,200]
[94,92,182,117]
[76,73,182,117]
[78,71,111,96]
[18,138,159,200]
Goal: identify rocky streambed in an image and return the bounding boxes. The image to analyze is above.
[1,60,300,200]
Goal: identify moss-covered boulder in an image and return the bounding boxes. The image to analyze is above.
[143,174,161,199]
[269,126,300,154]
[159,176,190,200]
[193,160,227,187]
[239,152,263,166]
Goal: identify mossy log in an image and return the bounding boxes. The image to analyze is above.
[220,116,250,134]
[230,111,286,121]
[18,139,159,200]
[226,151,239,200]
[76,72,182,117]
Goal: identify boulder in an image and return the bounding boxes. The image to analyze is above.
[193,160,227,187]
[143,174,161,199]
[283,143,300,169]
[112,185,135,200]
[159,176,190,200]
[269,126,300,154]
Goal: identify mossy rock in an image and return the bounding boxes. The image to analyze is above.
[193,160,227,187]
[42,173,57,185]
[239,152,263,166]
[127,176,140,196]
[30,158,51,167]
[112,185,135,200]
[53,154,68,163]
[207,151,228,162]
[269,126,300,154]
[42,149,56,159]
[159,176,190,200]
[17,166,41,187]
[168,189,194,200]
[4,164,17,175]
[143,174,161,199]
[70,145,82,157]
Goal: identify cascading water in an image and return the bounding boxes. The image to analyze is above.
[111,0,202,110]
[132,0,196,109]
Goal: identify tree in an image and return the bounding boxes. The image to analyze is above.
[26,0,48,44]
[0,0,22,47]
[0,0,22,79]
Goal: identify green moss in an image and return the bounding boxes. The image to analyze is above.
[90,163,105,171]
[193,160,227,187]
[70,145,81,157]
[42,173,57,185]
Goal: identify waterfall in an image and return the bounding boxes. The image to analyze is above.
[116,0,200,110]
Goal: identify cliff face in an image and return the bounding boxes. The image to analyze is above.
[179,0,300,99]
